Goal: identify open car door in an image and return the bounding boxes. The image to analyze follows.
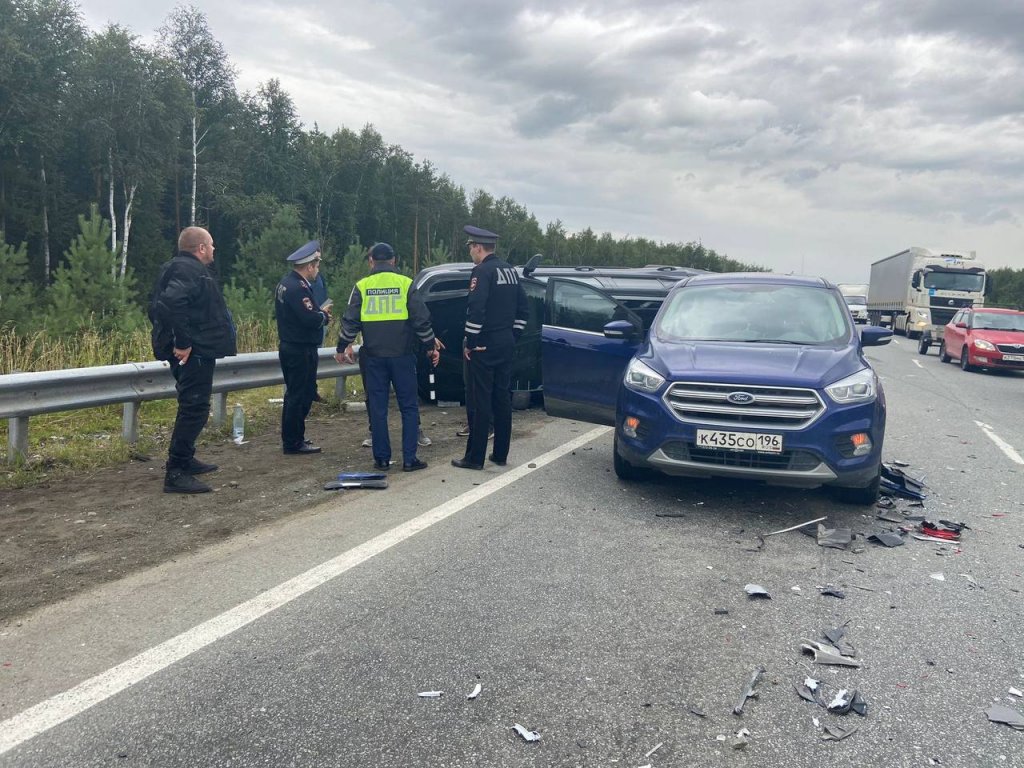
[541,278,643,425]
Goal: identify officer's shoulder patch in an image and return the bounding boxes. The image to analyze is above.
[302,297,314,311]
[469,277,478,292]
[276,284,287,302]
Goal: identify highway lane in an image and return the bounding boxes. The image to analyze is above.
[2,340,1022,767]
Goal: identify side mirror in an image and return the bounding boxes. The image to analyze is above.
[911,272,921,289]
[603,319,638,340]
[955,322,967,329]
[860,325,893,347]
[523,253,543,278]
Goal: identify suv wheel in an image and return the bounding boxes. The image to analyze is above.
[833,466,880,506]
[613,436,647,481]
[939,342,951,363]
[960,347,976,372]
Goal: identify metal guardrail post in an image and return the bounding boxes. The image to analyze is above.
[122,402,140,444]
[211,393,228,428]
[8,416,28,462]
[335,376,347,400]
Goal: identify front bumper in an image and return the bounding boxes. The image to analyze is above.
[617,386,884,489]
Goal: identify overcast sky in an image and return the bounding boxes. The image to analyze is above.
[78,0,1024,281]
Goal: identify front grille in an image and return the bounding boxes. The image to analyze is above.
[664,382,824,430]
[930,308,957,326]
[996,343,1024,354]
[662,441,821,471]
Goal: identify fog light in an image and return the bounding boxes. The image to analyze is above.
[850,432,872,457]
[623,416,640,438]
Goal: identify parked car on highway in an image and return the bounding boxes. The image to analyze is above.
[541,273,893,504]
[939,307,1024,372]
[413,260,704,403]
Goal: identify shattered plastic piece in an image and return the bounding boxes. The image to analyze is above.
[733,667,766,715]
[820,586,846,599]
[467,683,482,700]
[868,531,905,547]
[801,639,862,667]
[881,464,928,500]
[744,584,771,599]
[822,723,859,741]
[875,495,896,508]
[791,585,802,592]
[985,704,1024,730]
[765,516,827,536]
[418,691,443,698]
[795,679,821,704]
[1009,687,1023,698]
[817,523,853,549]
[892,459,910,467]
[513,723,542,742]
[920,520,964,542]
[960,574,982,589]
[714,608,729,615]
[828,689,852,714]
[689,705,706,717]
[325,472,389,490]
[929,573,946,582]
[644,742,664,758]
[823,627,846,644]
[850,690,868,716]
[876,509,905,523]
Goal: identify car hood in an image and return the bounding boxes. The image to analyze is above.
[643,340,865,389]
[969,330,1024,344]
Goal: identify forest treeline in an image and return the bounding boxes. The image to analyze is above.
[2,0,1020,344]
[0,0,767,339]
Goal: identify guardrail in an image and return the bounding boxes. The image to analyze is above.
[1,348,359,463]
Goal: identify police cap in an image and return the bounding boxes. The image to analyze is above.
[286,240,321,264]
[464,225,499,246]
[369,242,396,260]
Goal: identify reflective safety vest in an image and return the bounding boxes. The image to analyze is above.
[356,271,411,322]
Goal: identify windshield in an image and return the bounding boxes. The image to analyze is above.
[924,270,985,292]
[971,312,1024,332]
[843,295,867,305]
[656,283,851,344]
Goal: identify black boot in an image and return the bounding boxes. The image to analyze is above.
[164,468,212,494]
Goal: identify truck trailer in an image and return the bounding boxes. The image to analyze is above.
[867,248,986,350]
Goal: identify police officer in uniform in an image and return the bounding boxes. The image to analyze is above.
[276,240,331,454]
[335,243,439,472]
[451,225,528,470]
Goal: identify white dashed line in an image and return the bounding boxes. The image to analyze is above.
[975,421,1024,465]
[912,359,923,369]
[0,426,612,756]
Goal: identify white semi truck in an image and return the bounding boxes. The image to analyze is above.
[837,283,870,324]
[867,248,986,351]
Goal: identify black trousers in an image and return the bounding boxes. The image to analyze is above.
[464,344,513,465]
[168,355,215,470]
[280,342,319,449]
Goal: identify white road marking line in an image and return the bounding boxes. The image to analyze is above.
[975,421,1024,465]
[912,359,923,369]
[0,426,611,756]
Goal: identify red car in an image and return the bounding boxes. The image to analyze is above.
[940,307,1024,372]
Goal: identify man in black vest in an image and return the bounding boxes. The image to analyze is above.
[451,225,528,470]
[149,226,237,493]
[275,240,332,454]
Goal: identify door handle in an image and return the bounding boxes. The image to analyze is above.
[553,338,571,345]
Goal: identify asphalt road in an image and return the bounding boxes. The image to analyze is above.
[1,338,1022,767]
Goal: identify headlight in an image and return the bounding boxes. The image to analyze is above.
[973,338,996,351]
[624,358,665,393]
[825,368,877,404]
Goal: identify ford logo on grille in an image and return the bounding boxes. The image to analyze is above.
[727,391,755,405]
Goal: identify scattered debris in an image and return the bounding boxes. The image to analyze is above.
[744,584,771,599]
[729,727,751,749]
[765,516,827,536]
[801,639,862,667]
[917,520,966,543]
[324,472,388,490]
[822,723,859,741]
[891,459,910,467]
[714,608,729,615]
[795,678,822,704]
[644,742,664,758]
[1009,687,1023,698]
[418,691,443,698]
[850,691,868,716]
[960,574,983,590]
[876,509,905,523]
[823,627,857,657]
[467,684,482,700]
[868,531,905,547]
[689,704,706,717]
[985,704,1024,730]
[513,723,542,742]
[881,464,928,500]
[817,523,853,549]
[876,495,896,509]
[828,689,852,714]
[929,573,946,582]
[733,667,766,715]
[820,586,846,599]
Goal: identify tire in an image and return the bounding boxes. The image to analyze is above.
[511,390,531,410]
[908,330,920,340]
[833,468,881,505]
[613,436,647,481]
[960,347,976,372]
[939,341,951,363]
[917,338,930,355]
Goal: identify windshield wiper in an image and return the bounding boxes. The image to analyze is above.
[736,338,807,345]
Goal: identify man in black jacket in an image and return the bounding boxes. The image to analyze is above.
[149,226,237,493]
[275,240,331,454]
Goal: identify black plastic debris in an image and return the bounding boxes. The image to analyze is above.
[324,472,388,490]
[850,690,868,716]
[817,524,853,549]
[822,627,857,658]
[714,608,729,615]
[794,678,822,705]
[513,723,542,742]
[744,584,771,599]
[881,464,928,500]
[689,705,706,718]
[820,586,846,599]
[801,639,862,667]
[876,495,896,509]
[733,667,766,715]
[827,688,852,714]
[822,723,859,741]
[868,531,905,547]
[985,704,1024,730]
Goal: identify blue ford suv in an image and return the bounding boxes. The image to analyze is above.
[541,273,893,504]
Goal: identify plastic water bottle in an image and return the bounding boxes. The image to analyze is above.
[232,404,245,444]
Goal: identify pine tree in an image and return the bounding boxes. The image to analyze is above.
[46,206,141,334]
[0,234,35,329]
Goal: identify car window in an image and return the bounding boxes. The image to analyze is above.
[843,295,867,305]
[655,284,850,344]
[971,312,1024,331]
[950,310,963,325]
[549,281,627,334]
